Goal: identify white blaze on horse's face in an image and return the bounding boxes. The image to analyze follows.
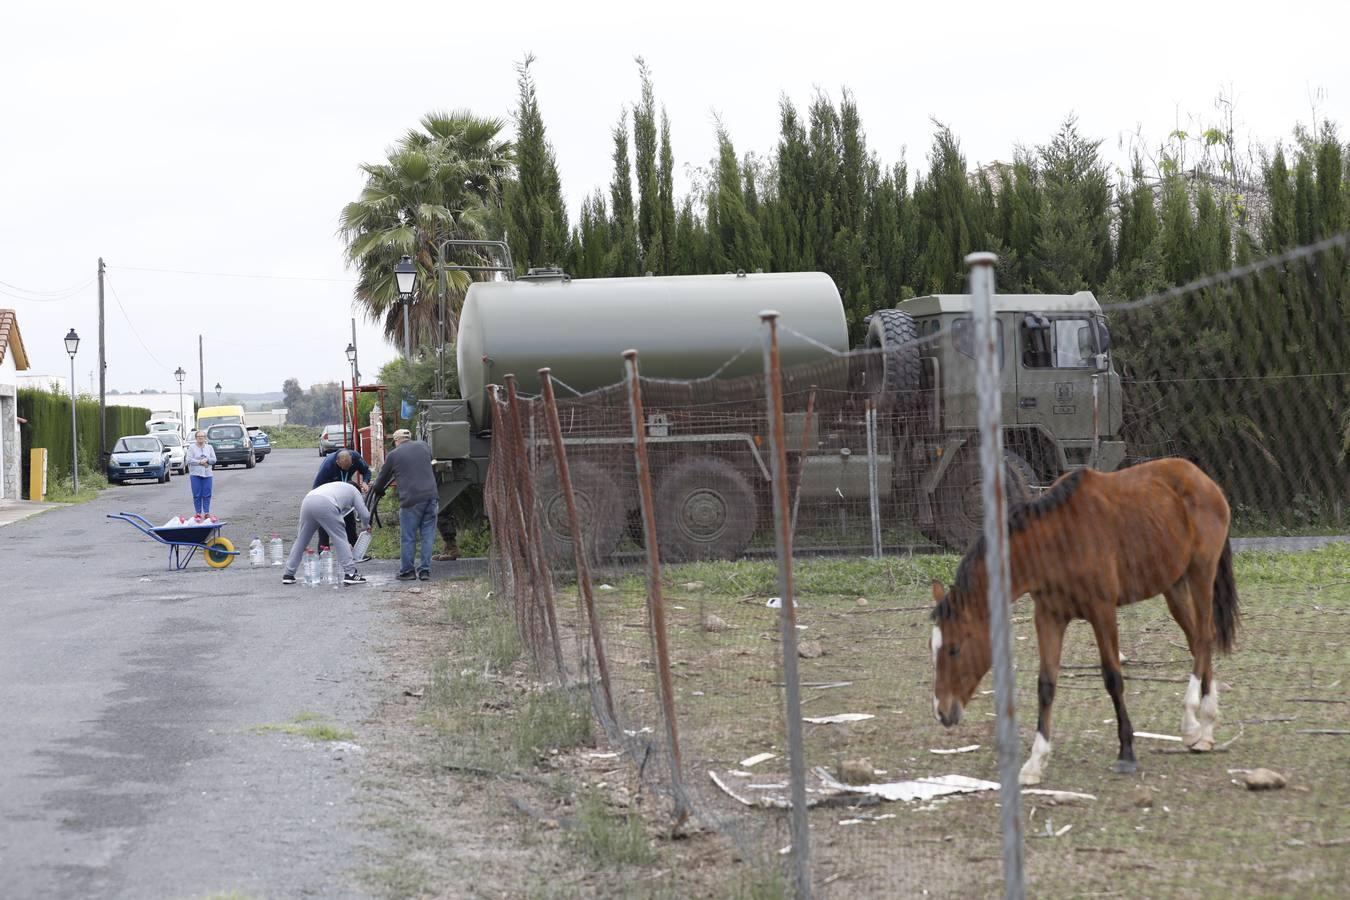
[931,626,943,722]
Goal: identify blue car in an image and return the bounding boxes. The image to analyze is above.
[107,435,173,484]
[247,426,271,462]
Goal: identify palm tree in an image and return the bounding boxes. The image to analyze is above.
[339,111,512,351]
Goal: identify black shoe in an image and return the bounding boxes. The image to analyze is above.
[282,573,296,585]
[418,570,430,581]
[343,572,367,585]
[396,570,417,581]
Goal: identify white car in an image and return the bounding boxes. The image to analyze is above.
[153,431,188,474]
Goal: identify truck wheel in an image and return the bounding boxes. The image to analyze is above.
[864,309,922,416]
[536,458,626,567]
[654,457,758,562]
[931,449,1036,551]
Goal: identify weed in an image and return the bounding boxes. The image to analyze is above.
[514,688,593,765]
[568,788,655,868]
[357,859,433,900]
[252,713,354,743]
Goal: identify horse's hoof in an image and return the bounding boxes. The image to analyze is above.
[1018,770,1042,787]
[1113,759,1139,775]
[1187,739,1214,753]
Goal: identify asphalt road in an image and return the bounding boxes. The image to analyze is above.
[0,449,433,899]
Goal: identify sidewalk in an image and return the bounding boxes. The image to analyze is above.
[0,499,60,528]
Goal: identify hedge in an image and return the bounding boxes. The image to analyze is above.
[17,388,152,497]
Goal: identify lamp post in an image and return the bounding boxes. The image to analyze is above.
[214,382,222,403]
[394,254,416,361]
[64,329,80,494]
[174,367,186,439]
[345,342,358,451]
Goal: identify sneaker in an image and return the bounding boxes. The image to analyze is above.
[343,572,367,585]
[396,570,417,581]
[281,573,296,585]
[417,570,430,581]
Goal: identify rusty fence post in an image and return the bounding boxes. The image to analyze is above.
[789,386,817,538]
[488,385,533,649]
[967,252,1026,900]
[622,349,690,826]
[760,312,812,899]
[539,367,616,721]
[505,375,568,682]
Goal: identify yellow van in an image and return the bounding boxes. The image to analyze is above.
[196,405,247,432]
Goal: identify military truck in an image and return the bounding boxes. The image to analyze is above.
[419,264,1124,559]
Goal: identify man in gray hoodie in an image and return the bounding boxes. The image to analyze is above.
[368,428,439,581]
[281,481,371,585]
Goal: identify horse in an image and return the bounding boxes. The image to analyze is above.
[929,457,1239,785]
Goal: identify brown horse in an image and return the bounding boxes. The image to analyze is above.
[929,458,1239,784]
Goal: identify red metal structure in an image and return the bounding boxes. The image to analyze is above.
[341,381,391,462]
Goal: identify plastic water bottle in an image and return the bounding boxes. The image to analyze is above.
[269,533,284,566]
[249,537,265,567]
[352,529,372,562]
[303,549,319,586]
[319,546,335,585]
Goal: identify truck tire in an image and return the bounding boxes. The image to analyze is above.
[864,309,922,416]
[654,457,758,561]
[931,449,1036,551]
[536,458,626,567]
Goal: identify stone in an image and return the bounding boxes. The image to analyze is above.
[838,758,875,785]
[702,614,730,633]
[797,640,825,659]
[856,597,869,606]
[1243,768,1287,791]
[1132,785,1154,808]
[680,581,705,591]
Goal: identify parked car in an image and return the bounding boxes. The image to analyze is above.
[207,424,256,469]
[153,431,187,474]
[107,435,173,484]
[246,426,271,462]
[318,424,351,456]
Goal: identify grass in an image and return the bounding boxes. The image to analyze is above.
[515,688,593,765]
[568,788,655,867]
[252,712,355,743]
[364,496,491,561]
[265,424,321,449]
[566,543,1350,898]
[42,469,108,504]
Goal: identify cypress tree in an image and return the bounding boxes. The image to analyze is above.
[1032,117,1112,293]
[1263,148,1296,252]
[504,54,569,273]
[632,58,662,273]
[658,110,676,274]
[913,124,974,293]
[709,127,769,272]
[608,111,640,277]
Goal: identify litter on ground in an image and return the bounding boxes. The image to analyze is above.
[740,752,777,767]
[929,744,980,754]
[803,713,875,724]
[1134,731,1183,742]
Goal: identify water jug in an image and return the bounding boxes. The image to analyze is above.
[269,534,284,566]
[303,549,319,586]
[352,530,372,562]
[320,547,335,585]
[249,537,265,567]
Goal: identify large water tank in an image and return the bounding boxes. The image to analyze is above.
[456,271,848,428]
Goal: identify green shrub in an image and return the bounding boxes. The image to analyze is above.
[17,388,151,497]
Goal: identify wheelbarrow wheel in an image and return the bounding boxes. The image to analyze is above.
[204,536,235,569]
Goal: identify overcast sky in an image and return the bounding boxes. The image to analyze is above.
[1,0,1345,395]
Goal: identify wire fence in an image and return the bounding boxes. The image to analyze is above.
[478,233,1349,897]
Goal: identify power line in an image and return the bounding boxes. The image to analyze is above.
[103,273,171,371]
[0,277,96,303]
[108,263,356,284]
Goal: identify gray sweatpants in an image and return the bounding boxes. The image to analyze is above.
[284,494,357,577]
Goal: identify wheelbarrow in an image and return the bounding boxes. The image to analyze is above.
[106,512,238,570]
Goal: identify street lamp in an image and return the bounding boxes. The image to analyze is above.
[174,367,186,439]
[214,382,222,402]
[393,254,416,360]
[64,328,80,494]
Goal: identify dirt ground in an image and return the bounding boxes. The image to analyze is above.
[356,546,1349,898]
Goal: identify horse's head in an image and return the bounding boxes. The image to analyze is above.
[930,579,992,728]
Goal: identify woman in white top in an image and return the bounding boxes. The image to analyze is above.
[184,430,217,519]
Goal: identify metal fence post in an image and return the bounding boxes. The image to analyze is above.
[865,398,882,559]
[760,313,812,899]
[539,367,616,721]
[1091,373,1101,470]
[622,350,691,826]
[505,375,568,681]
[789,386,817,538]
[966,252,1026,900]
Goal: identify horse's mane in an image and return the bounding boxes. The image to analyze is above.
[932,468,1086,622]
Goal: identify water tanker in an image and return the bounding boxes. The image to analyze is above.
[418,248,1126,561]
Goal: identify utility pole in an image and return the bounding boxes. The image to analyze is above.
[97,258,106,466]
[198,335,204,407]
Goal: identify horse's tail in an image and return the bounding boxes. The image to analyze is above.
[1212,536,1239,654]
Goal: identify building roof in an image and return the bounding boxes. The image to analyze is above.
[0,310,30,370]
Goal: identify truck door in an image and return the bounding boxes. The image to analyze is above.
[1015,314,1100,444]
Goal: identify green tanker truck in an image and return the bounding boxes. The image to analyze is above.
[418,262,1125,558]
